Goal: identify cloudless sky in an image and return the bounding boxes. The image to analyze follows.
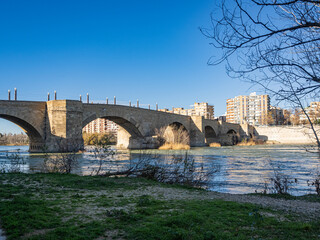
[0,0,259,133]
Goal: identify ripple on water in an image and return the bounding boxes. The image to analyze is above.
[0,144,319,196]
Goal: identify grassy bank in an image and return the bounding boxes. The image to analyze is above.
[0,174,319,240]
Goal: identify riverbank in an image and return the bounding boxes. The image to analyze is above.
[0,173,319,239]
[0,143,28,146]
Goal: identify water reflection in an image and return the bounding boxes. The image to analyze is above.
[0,145,319,196]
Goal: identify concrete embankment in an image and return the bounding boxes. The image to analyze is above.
[255,125,319,144]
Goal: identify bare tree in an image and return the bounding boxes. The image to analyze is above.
[291,108,301,125]
[42,139,80,174]
[202,0,320,150]
[267,110,275,125]
[155,125,190,146]
[283,109,291,125]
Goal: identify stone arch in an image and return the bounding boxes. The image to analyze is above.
[204,126,217,144]
[163,122,190,145]
[227,129,239,145]
[82,114,143,138]
[0,114,44,152]
[227,129,237,135]
[82,114,144,149]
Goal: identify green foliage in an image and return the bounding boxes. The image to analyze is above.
[314,119,320,125]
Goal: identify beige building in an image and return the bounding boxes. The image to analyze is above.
[299,102,320,123]
[168,102,214,119]
[192,102,214,119]
[83,118,118,135]
[226,92,270,125]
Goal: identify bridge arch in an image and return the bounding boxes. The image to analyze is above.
[0,114,44,151]
[82,113,144,149]
[227,129,239,145]
[83,114,143,138]
[162,121,190,145]
[204,126,217,144]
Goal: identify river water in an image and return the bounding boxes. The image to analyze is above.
[0,145,319,196]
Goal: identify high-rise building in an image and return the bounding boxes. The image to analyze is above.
[83,118,118,135]
[226,92,270,125]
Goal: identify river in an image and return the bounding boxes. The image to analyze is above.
[0,144,319,196]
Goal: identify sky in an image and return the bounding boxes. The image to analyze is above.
[0,0,258,134]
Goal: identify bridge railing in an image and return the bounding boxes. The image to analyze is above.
[3,90,215,119]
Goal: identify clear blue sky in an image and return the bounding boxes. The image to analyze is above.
[0,0,257,134]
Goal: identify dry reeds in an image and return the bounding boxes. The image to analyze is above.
[237,139,265,146]
[159,143,190,150]
[209,142,221,147]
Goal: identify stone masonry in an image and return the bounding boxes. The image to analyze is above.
[0,100,250,152]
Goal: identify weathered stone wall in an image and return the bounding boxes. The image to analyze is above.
[46,100,84,152]
[254,126,319,144]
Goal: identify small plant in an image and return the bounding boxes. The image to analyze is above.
[0,151,26,173]
[42,139,80,174]
[133,151,219,188]
[307,172,320,196]
[249,208,263,229]
[137,195,153,207]
[269,171,297,195]
[261,160,298,195]
[88,142,115,176]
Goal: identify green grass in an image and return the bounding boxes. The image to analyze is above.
[0,173,319,240]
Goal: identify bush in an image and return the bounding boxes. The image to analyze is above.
[83,133,116,146]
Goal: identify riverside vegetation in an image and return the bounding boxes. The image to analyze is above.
[0,133,28,146]
[0,142,320,239]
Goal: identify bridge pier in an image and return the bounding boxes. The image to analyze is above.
[45,100,84,152]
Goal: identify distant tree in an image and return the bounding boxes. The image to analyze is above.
[267,111,275,125]
[202,0,320,150]
[83,133,116,146]
[314,105,320,124]
[283,110,291,125]
[0,133,28,145]
[291,109,301,126]
[309,109,316,123]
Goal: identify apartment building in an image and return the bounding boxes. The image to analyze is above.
[169,102,214,119]
[270,106,285,125]
[299,102,320,123]
[226,92,270,125]
[192,102,214,119]
[83,118,118,135]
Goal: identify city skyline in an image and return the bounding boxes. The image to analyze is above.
[0,0,269,133]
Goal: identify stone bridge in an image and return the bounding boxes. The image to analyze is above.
[0,100,255,152]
